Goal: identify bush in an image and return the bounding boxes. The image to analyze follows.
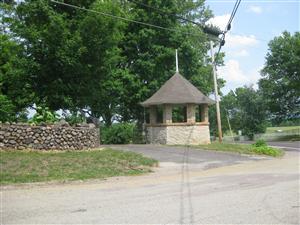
[64,111,85,125]
[253,139,267,147]
[132,124,146,144]
[29,106,59,124]
[101,123,135,144]
[252,146,283,157]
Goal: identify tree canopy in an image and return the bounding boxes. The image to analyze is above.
[217,86,268,139]
[259,31,300,124]
[1,0,224,124]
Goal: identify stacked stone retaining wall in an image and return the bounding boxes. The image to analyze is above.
[0,123,100,150]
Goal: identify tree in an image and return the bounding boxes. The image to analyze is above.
[8,0,86,110]
[217,86,268,139]
[118,0,225,123]
[2,0,225,126]
[0,33,34,121]
[259,31,300,124]
[5,0,126,125]
[76,0,127,126]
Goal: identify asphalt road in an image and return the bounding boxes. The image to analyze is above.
[104,144,267,170]
[2,144,300,224]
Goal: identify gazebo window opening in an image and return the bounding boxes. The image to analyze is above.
[144,108,150,124]
[172,105,187,123]
[156,106,163,124]
[195,105,202,122]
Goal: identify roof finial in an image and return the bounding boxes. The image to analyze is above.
[176,49,179,73]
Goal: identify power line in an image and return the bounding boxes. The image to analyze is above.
[50,0,200,37]
[128,0,224,37]
[215,0,242,62]
[226,0,241,31]
[128,0,200,26]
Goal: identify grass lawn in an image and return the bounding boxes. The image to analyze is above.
[197,142,284,157]
[266,126,300,133]
[0,148,158,185]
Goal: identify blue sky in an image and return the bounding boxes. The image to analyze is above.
[205,0,299,94]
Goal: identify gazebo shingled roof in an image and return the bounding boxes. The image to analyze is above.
[141,72,214,106]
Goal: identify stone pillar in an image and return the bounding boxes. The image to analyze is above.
[187,104,196,123]
[201,104,209,123]
[149,106,157,125]
[163,104,172,124]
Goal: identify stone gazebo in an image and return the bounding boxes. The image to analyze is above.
[141,72,214,145]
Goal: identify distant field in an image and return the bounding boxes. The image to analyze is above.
[266,126,300,133]
[224,126,300,136]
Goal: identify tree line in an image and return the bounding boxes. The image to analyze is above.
[1,1,299,138]
[210,31,300,138]
[0,0,224,126]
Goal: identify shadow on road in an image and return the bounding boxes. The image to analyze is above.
[180,127,195,224]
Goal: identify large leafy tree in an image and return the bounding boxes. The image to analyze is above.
[118,0,224,123]
[5,0,126,125]
[218,86,267,139]
[1,2,35,121]
[2,0,224,125]
[0,32,34,121]
[77,0,127,125]
[259,31,300,124]
[8,0,87,110]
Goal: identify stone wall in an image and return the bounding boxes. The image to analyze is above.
[0,123,100,150]
[146,126,167,144]
[166,125,210,145]
[146,124,210,145]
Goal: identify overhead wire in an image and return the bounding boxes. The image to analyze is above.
[215,0,242,63]
[126,0,238,57]
[51,0,245,64]
[127,0,201,26]
[50,0,200,37]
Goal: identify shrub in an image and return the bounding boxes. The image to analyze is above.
[251,139,283,156]
[101,123,135,144]
[253,139,267,147]
[64,111,85,125]
[132,124,146,144]
[252,146,283,157]
[29,106,59,124]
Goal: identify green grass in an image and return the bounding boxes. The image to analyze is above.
[273,134,300,141]
[266,126,300,133]
[0,148,158,185]
[223,126,300,137]
[197,142,284,157]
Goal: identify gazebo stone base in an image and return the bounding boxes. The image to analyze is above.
[146,124,210,145]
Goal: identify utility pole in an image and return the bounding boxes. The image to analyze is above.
[210,41,222,142]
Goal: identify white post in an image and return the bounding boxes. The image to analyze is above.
[176,49,179,73]
[210,41,222,143]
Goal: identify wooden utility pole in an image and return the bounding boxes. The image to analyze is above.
[210,41,222,142]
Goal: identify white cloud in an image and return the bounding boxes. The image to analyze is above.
[206,14,231,31]
[225,34,259,48]
[248,5,263,14]
[217,60,262,94]
[218,60,249,83]
[207,14,259,49]
[207,15,262,94]
[231,49,249,57]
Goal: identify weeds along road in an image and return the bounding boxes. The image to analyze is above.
[2,148,299,224]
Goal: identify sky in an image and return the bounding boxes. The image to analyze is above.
[205,0,299,94]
